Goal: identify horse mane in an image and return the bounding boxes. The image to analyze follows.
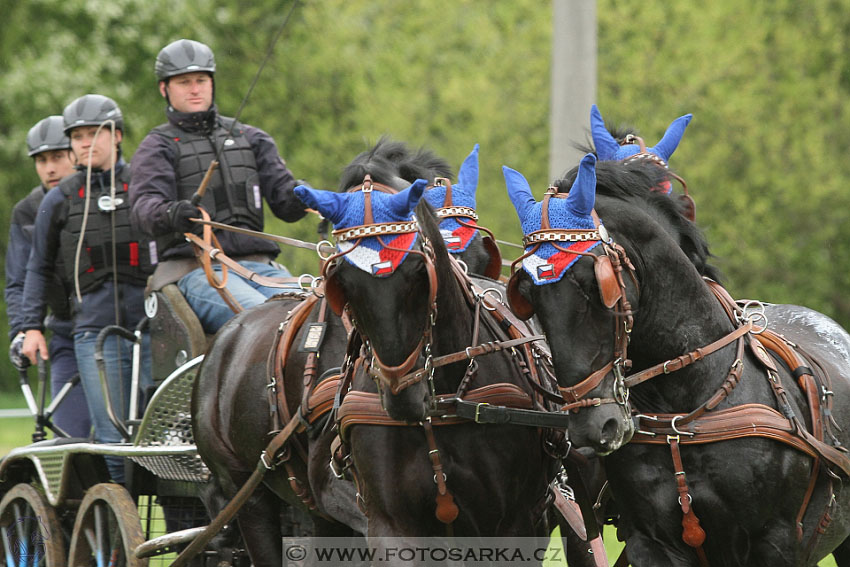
[338,137,454,191]
[555,159,722,282]
[574,123,640,157]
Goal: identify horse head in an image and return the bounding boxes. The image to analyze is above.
[297,175,437,422]
[503,154,636,455]
[422,144,502,279]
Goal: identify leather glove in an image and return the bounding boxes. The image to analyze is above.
[167,200,202,234]
[9,332,29,371]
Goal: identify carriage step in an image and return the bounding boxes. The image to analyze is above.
[135,525,208,558]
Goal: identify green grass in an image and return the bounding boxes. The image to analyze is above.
[0,390,39,454]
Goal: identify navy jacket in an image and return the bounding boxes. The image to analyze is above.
[129,106,306,261]
[5,185,73,339]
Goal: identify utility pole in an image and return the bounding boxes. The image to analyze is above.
[549,0,597,182]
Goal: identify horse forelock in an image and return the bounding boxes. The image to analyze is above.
[338,137,453,192]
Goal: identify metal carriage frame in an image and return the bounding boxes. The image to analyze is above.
[0,284,222,567]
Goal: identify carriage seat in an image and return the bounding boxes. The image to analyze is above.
[144,283,212,384]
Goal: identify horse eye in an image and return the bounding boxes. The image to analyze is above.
[566,271,595,305]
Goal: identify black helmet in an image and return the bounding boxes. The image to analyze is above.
[62,94,124,135]
[155,39,216,81]
[27,115,70,157]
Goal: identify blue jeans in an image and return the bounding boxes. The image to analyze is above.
[49,333,91,438]
[177,261,297,334]
[74,330,152,483]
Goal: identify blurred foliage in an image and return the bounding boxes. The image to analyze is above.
[1,0,849,389]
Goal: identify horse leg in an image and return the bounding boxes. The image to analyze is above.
[196,468,250,566]
[235,483,285,567]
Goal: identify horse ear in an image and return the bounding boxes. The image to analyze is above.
[387,178,428,218]
[294,185,348,225]
[565,153,597,217]
[650,113,692,161]
[590,104,621,161]
[457,143,479,197]
[502,166,537,222]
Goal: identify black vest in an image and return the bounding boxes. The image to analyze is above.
[152,117,263,252]
[15,186,72,320]
[58,166,155,294]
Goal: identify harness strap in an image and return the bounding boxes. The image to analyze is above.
[422,419,459,524]
[453,398,569,428]
[171,412,305,567]
[190,207,243,313]
[185,228,307,289]
[632,404,818,458]
[432,334,547,368]
[624,323,752,389]
[338,383,534,440]
[669,436,709,566]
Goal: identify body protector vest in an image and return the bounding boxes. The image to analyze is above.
[16,187,72,320]
[152,117,263,252]
[59,167,155,294]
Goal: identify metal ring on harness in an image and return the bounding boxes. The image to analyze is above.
[310,276,325,299]
[317,240,334,260]
[740,300,769,335]
[478,287,503,311]
[671,415,695,437]
[297,273,315,291]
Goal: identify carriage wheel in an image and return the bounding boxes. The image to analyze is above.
[67,483,148,567]
[0,482,67,567]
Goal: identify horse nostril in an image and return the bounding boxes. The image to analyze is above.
[599,417,620,446]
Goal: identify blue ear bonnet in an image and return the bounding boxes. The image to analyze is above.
[294,180,427,276]
[590,104,692,162]
[423,143,479,211]
[424,144,480,253]
[503,154,602,285]
[294,179,428,230]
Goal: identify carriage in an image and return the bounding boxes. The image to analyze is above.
[0,284,228,566]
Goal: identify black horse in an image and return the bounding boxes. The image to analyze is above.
[504,153,850,565]
[191,140,503,566]
[294,151,572,558]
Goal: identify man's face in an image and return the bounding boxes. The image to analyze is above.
[160,72,213,114]
[33,149,75,188]
[70,125,122,171]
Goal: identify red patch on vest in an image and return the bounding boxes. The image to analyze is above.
[129,242,139,266]
[85,247,94,272]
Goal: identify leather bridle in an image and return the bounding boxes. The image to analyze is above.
[507,188,638,413]
[320,175,439,395]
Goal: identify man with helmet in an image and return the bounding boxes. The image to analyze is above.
[129,38,307,334]
[20,95,154,482]
[5,115,90,438]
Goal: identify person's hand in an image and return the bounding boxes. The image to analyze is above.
[167,200,202,233]
[8,332,29,371]
[22,329,49,366]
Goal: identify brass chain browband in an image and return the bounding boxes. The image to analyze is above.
[522,227,608,247]
[332,220,419,242]
[434,206,478,221]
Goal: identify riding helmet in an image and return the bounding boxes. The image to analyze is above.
[155,39,216,81]
[62,94,124,135]
[26,115,70,157]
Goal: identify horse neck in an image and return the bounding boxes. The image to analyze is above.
[628,259,740,410]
